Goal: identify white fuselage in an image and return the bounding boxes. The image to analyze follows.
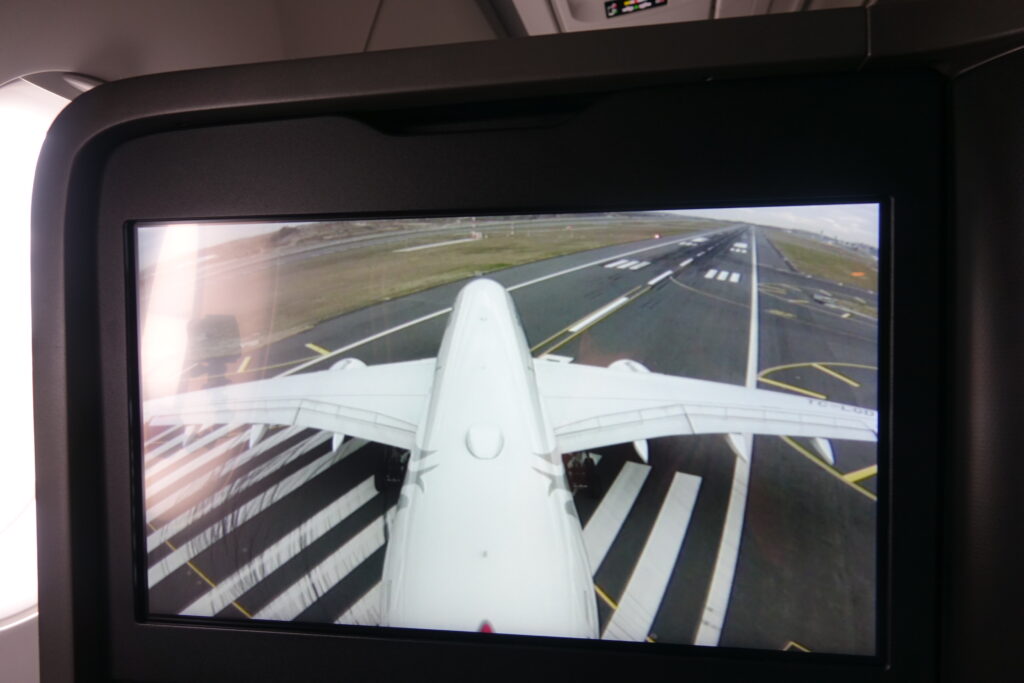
[380,279,599,638]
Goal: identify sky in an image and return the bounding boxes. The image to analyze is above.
[669,203,879,248]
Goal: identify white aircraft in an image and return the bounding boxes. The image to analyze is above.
[144,278,877,639]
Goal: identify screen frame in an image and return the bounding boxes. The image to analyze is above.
[33,22,943,683]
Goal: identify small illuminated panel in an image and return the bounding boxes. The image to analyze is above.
[605,0,668,19]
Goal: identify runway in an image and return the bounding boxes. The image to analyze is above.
[141,223,878,655]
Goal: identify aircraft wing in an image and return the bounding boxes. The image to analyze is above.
[144,359,436,450]
[534,360,877,454]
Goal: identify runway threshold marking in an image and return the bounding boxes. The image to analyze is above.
[780,436,877,502]
[843,464,878,483]
[148,521,253,619]
[812,362,860,387]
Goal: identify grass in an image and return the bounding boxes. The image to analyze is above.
[766,230,878,293]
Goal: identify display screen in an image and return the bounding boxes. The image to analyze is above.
[135,206,880,654]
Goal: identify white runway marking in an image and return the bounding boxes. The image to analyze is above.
[146,424,239,478]
[568,297,630,333]
[604,259,629,268]
[147,431,336,548]
[181,477,379,617]
[646,271,673,286]
[679,258,693,268]
[148,439,357,587]
[614,260,638,270]
[583,462,650,572]
[627,261,650,271]
[705,269,719,280]
[602,472,702,642]
[716,270,729,281]
[393,237,479,253]
[255,514,388,621]
[147,425,307,524]
[729,272,741,283]
[337,583,383,626]
[695,227,759,646]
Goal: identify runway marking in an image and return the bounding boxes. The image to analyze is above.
[812,362,860,387]
[393,237,479,252]
[305,342,331,356]
[337,583,383,626]
[147,431,339,547]
[148,437,356,587]
[146,424,241,479]
[602,472,702,642]
[604,259,629,268]
[843,464,878,483]
[761,361,877,374]
[679,258,693,268]
[783,641,811,652]
[705,269,719,279]
[757,376,828,399]
[695,226,758,647]
[716,270,729,281]
[583,462,650,572]
[146,425,306,522]
[251,234,704,378]
[595,584,618,610]
[758,286,876,326]
[767,309,795,319]
[182,477,379,618]
[729,272,741,283]
[148,521,253,619]
[627,261,650,271]
[668,277,746,309]
[646,270,673,286]
[254,515,389,621]
[568,297,630,333]
[532,285,652,356]
[236,356,252,374]
[780,436,877,501]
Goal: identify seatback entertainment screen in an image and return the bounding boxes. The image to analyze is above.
[135,205,880,654]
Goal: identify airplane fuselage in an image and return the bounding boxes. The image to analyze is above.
[380,279,599,638]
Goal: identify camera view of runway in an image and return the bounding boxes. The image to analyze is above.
[139,212,878,655]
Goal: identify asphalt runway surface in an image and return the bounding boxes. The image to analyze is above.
[142,223,879,656]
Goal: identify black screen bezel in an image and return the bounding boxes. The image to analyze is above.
[33,38,943,683]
